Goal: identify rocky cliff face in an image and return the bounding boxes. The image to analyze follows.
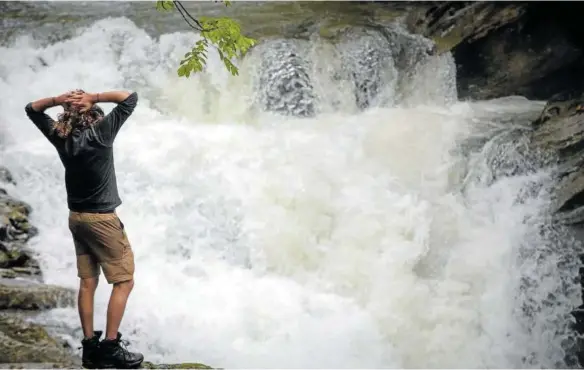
[405,1,584,227]
[0,167,79,367]
[405,2,584,101]
[405,1,584,364]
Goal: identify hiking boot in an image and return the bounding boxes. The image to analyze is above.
[80,330,102,369]
[99,332,144,369]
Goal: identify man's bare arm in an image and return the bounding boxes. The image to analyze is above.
[90,91,132,104]
[30,92,72,112]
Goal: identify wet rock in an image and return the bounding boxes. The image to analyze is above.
[0,280,75,310]
[0,168,15,186]
[0,170,78,367]
[0,191,37,243]
[404,2,584,101]
[253,39,316,117]
[528,106,584,225]
[0,179,42,284]
[335,27,396,109]
[0,242,38,270]
[0,270,16,279]
[0,363,73,369]
[405,2,526,53]
[0,193,31,218]
[141,362,213,369]
[0,266,42,281]
[10,266,41,277]
[0,313,77,366]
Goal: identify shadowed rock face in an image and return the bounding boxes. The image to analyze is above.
[404,2,584,101]
[529,95,584,226]
[403,1,584,226]
[405,2,527,54]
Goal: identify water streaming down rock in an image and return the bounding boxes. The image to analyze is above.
[249,23,453,117]
[250,39,317,118]
[0,16,581,368]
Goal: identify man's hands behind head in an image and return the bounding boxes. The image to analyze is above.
[67,91,95,113]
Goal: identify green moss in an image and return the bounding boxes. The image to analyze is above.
[0,314,76,365]
[0,314,56,346]
[141,361,215,369]
[431,30,465,54]
[0,282,75,310]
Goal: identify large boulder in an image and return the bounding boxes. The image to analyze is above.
[0,280,75,311]
[0,313,77,366]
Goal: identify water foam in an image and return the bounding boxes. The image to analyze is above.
[0,17,580,368]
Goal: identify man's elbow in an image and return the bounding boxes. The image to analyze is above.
[25,101,45,114]
[123,91,138,109]
[24,102,37,116]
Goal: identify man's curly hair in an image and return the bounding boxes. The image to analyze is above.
[53,90,105,139]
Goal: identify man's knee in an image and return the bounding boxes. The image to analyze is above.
[80,277,99,291]
[113,278,134,291]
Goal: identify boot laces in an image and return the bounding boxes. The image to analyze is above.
[120,338,131,350]
[117,337,134,359]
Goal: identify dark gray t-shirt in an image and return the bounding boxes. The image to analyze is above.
[25,92,138,213]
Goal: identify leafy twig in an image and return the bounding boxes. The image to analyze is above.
[155,0,256,77]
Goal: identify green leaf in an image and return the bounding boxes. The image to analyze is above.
[155,0,256,77]
[156,0,174,12]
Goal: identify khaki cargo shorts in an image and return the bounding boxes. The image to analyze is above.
[68,211,135,284]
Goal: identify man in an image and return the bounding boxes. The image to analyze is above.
[25,89,144,369]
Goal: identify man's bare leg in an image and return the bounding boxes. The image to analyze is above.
[78,277,98,338]
[105,279,134,340]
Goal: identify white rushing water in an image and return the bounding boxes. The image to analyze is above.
[0,17,581,368]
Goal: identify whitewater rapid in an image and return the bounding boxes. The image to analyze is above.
[0,17,580,368]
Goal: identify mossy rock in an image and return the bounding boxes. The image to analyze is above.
[0,314,77,366]
[0,363,72,369]
[0,281,75,310]
[0,194,32,218]
[0,199,37,243]
[141,361,215,369]
[0,242,34,270]
[0,314,57,346]
[0,269,16,279]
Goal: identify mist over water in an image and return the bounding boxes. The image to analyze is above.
[0,14,581,368]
